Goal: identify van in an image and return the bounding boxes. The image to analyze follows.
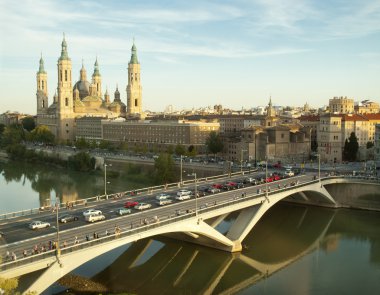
[85,214,106,223]
[156,193,171,200]
[116,208,131,216]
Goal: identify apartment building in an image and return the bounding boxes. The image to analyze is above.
[101,119,219,153]
[329,96,354,114]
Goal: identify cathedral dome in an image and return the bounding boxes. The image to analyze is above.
[73,80,90,100]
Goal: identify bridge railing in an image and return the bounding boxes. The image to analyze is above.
[0,170,250,221]
[1,175,379,272]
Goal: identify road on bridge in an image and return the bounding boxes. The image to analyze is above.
[0,171,315,262]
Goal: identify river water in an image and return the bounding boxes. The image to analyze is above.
[1,160,380,294]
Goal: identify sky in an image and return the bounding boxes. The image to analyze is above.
[0,0,380,115]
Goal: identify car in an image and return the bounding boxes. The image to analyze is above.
[212,184,223,189]
[177,190,192,197]
[273,175,281,181]
[85,214,106,223]
[243,177,257,185]
[83,209,102,217]
[265,177,274,183]
[284,170,295,177]
[135,203,152,210]
[58,214,79,223]
[157,199,173,206]
[155,193,171,200]
[116,208,132,216]
[273,163,282,168]
[207,187,220,194]
[29,221,50,230]
[124,201,139,208]
[176,194,191,201]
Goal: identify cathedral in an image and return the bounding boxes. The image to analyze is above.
[36,34,143,142]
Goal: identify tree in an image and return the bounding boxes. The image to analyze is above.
[153,153,176,184]
[343,132,359,161]
[206,131,223,157]
[30,125,55,143]
[22,116,36,132]
[174,144,186,156]
[311,139,318,152]
[99,140,111,150]
[68,152,96,172]
[75,137,89,149]
[0,124,25,147]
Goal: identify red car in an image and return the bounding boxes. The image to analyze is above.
[273,175,281,181]
[212,183,223,189]
[124,201,139,208]
[265,177,274,183]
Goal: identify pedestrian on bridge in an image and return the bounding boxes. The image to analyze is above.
[23,249,27,258]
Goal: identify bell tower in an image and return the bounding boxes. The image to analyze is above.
[36,54,48,114]
[126,42,142,116]
[92,57,102,97]
[56,33,74,142]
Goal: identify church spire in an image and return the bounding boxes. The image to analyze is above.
[266,96,275,117]
[38,53,47,74]
[59,33,70,61]
[80,59,87,81]
[92,57,100,77]
[130,40,139,64]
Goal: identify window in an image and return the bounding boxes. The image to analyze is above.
[65,70,67,81]
[65,97,69,106]
[60,70,62,82]
[42,80,44,90]
[135,99,138,107]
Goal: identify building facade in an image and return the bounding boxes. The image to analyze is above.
[329,96,354,114]
[36,35,141,143]
[99,119,219,153]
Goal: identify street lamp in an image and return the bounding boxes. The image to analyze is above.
[265,156,268,199]
[317,153,321,182]
[240,149,247,174]
[104,163,112,199]
[188,173,198,217]
[180,155,183,186]
[55,197,60,257]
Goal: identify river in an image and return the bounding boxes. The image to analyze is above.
[1,160,380,294]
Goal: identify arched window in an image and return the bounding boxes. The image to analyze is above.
[42,100,45,108]
[60,70,62,82]
[65,97,69,106]
[42,80,44,90]
[135,99,138,107]
[65,70,68,81]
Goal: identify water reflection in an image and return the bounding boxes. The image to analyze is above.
[0,160,153,213]
[51,204,380,295]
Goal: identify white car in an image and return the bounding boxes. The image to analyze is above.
[85,214,106,223]
[177,190,192,197]
[29,221,50,230]
[156,193,171,200]
[83,209,102,217]
[157,199,173,206]
[135,203,152,210]
[176,194,191,201]
[284,170,295,177]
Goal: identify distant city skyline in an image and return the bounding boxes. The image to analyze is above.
[1,0,379,115]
